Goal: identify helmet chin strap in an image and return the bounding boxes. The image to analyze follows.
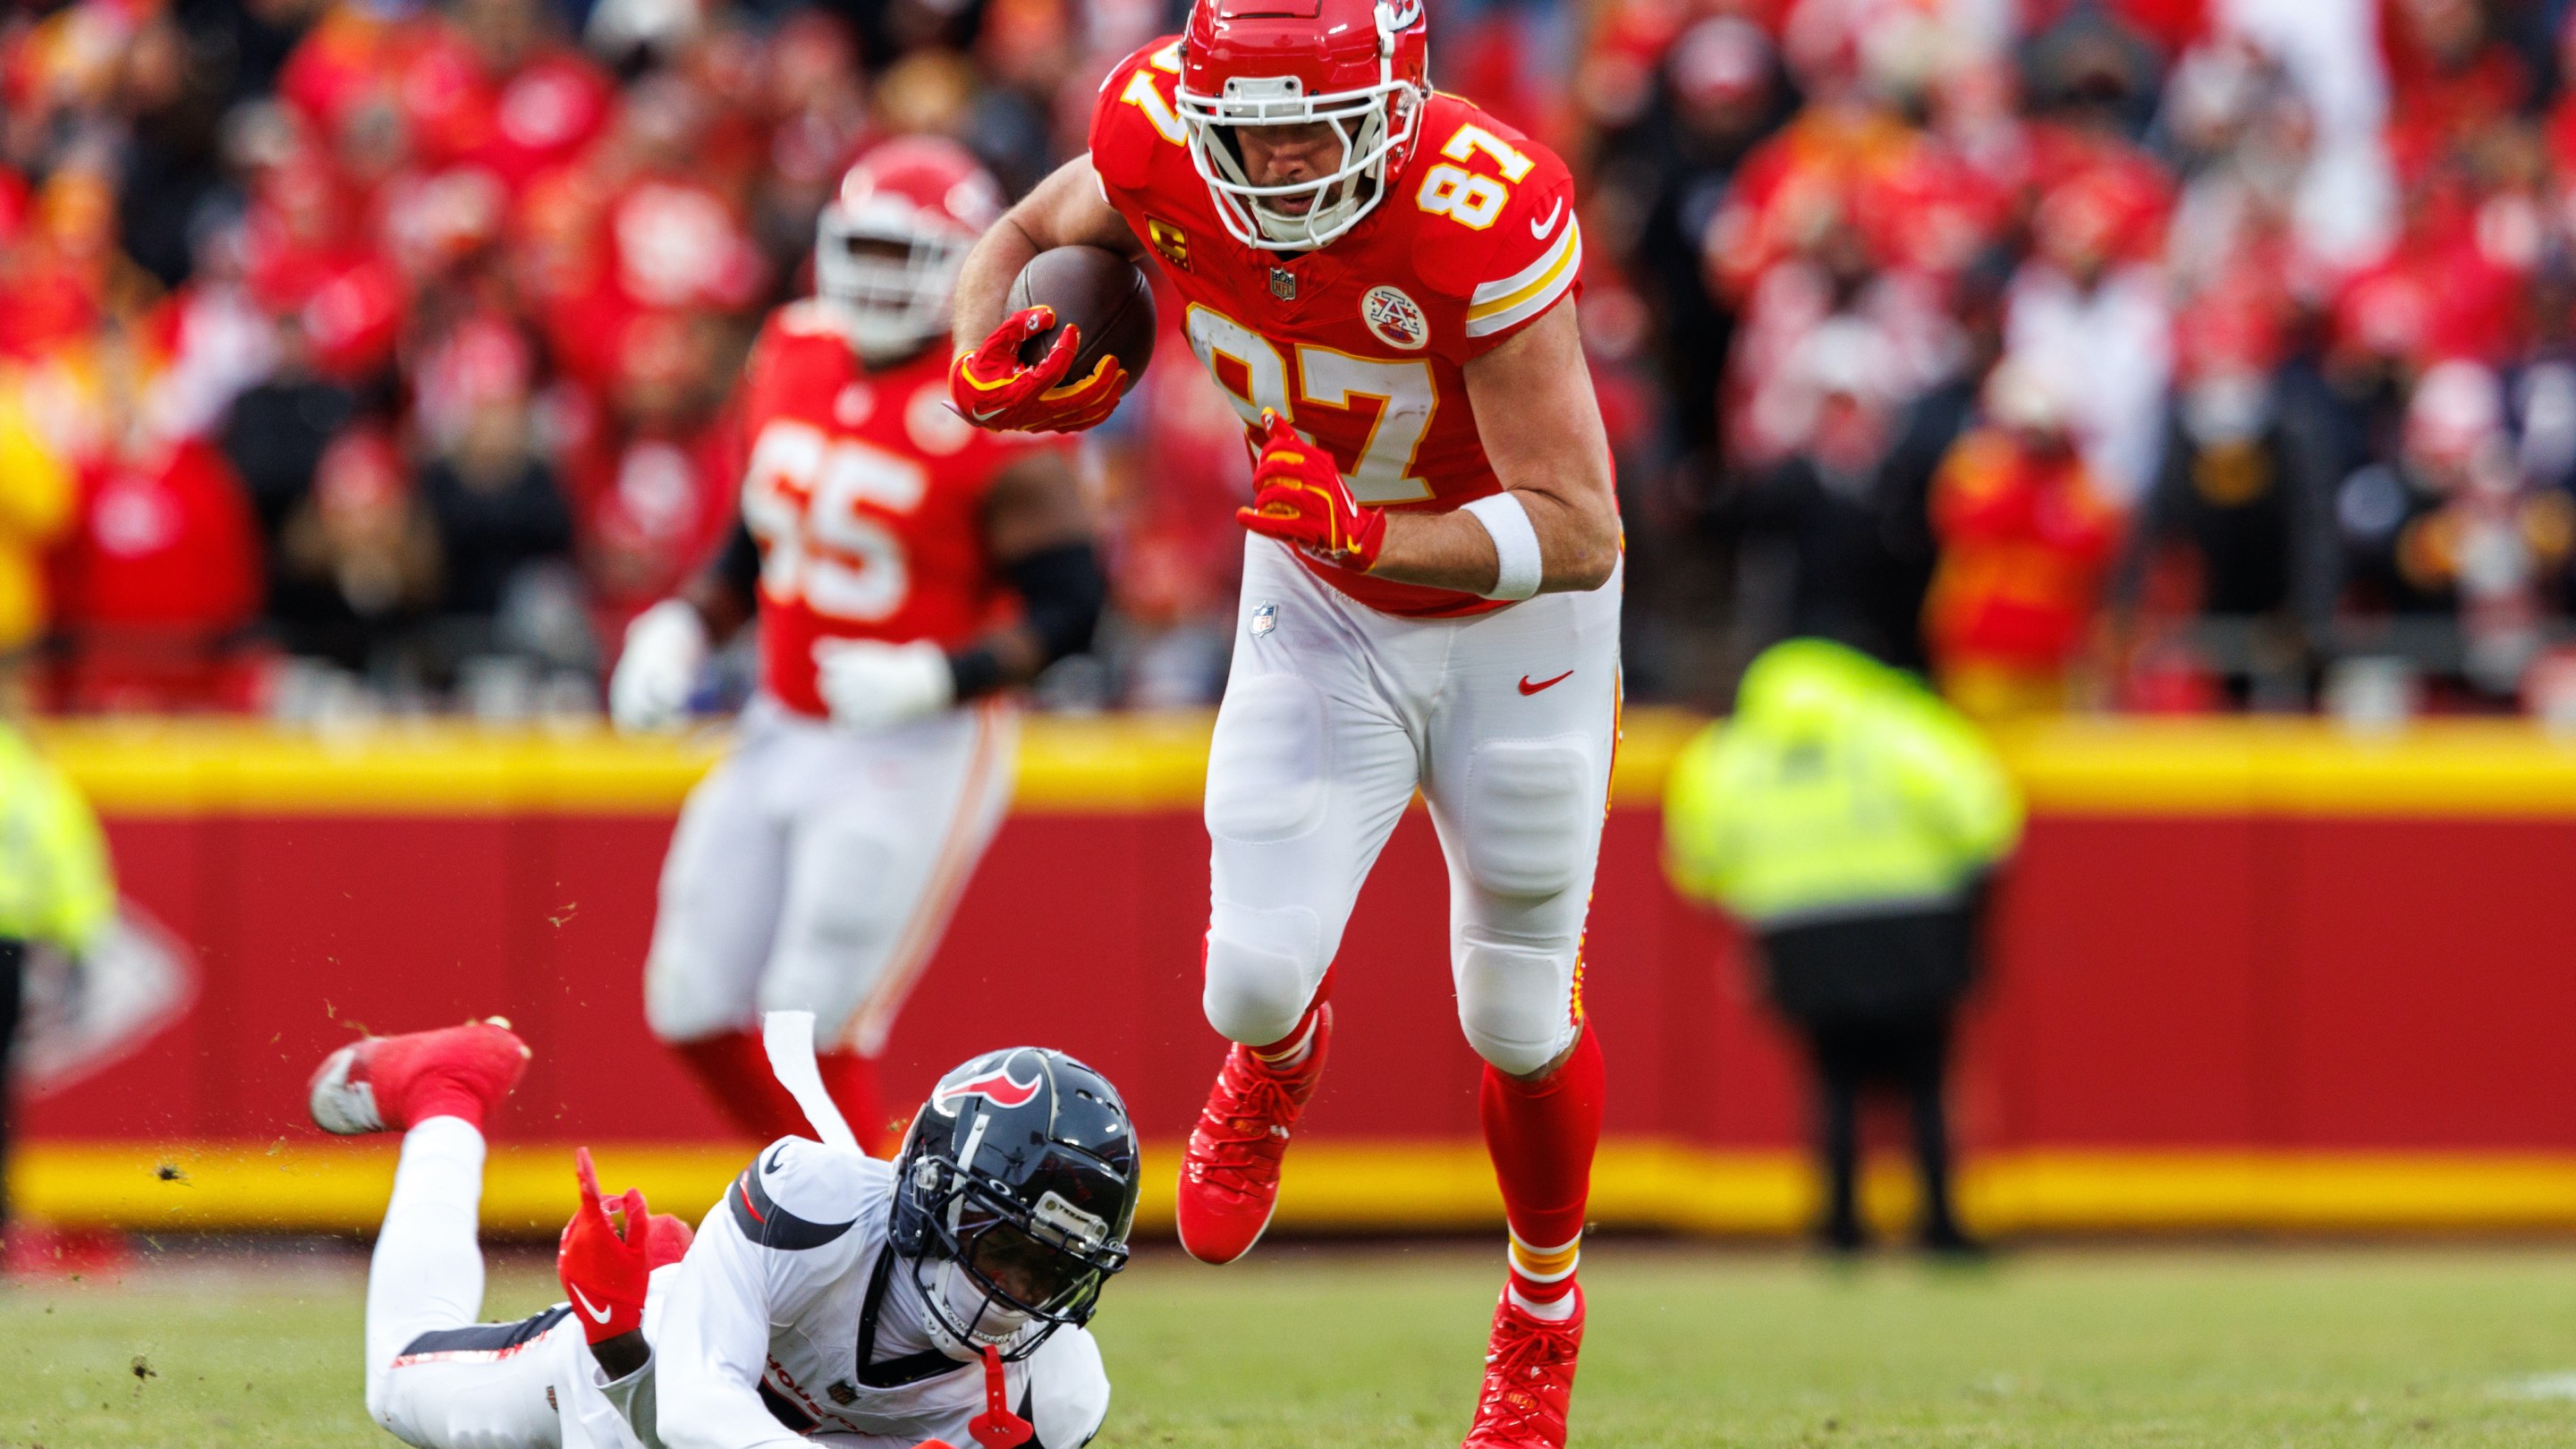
[968,1344,1037,1449]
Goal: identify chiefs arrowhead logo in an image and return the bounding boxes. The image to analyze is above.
[933,1061,1042,1112]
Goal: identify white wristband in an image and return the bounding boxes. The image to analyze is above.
[1462,491,1543,601]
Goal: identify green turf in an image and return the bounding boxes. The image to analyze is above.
[9,1242,2576,1446]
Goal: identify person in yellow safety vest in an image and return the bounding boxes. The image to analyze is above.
[1664,637,2022,1254]
[0,720,114,1252]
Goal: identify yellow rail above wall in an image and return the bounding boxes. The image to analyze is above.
[30,1140,2576,1238]
[35,711,2576,818]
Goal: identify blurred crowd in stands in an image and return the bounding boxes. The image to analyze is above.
[4,0,2576,718]
[0,0,1225,716]
[1590,0,2576,718]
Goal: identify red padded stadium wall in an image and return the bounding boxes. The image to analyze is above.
[32,806,2576,1157]
[26,717,2576,1233]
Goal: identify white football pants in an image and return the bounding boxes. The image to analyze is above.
[365,1118,597,1449]
[1202,539,1622,1076]
[645,697,1017,1054]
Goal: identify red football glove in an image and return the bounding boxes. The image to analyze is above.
[949,306,1125,434]
[557,1147,667,1345]
[1235,411,1385,571]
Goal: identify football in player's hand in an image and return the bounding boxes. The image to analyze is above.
[1007,246,1156,394]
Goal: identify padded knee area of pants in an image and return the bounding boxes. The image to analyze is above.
[1203,904,1324,1046]
[1456,936,1577,1076]
[787,827,902,954]
[1205,674,1328,844]
[761,826,910,1037]
[644,946,741,1043]
[1457,740,1591,898]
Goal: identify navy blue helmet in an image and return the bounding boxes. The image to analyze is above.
[891,1047,1140,1359]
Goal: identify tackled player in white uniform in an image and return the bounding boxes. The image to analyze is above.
[308,1017,1138,1449]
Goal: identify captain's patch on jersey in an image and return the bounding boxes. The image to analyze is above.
[1362,285,1429,351]
[1148,216,1191,271]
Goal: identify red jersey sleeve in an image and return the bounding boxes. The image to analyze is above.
[1089,38,1188,198]
[735,309,800,433]
[1407,107,1583,359]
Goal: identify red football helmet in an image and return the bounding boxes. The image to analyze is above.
[1176,0,1431,250]
[816,136,1004,361]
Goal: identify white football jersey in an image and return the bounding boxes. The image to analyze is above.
[596,1136,1109,1449]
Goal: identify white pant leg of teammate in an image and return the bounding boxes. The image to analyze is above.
[646,700,1017,1149]
[643,720,792,1111]
[759,707,1018,1059]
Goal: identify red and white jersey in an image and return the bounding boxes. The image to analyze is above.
[736,302,1064,717]
[1091,38,1585,618]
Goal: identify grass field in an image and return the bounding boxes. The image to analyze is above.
[9,1241,2576,1447]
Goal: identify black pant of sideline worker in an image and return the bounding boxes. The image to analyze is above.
[1758,903,1979,1254]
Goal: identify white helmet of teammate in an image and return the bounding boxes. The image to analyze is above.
[815,137,1004,364]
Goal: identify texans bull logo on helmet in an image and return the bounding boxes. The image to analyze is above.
[931,1057,1043,1112]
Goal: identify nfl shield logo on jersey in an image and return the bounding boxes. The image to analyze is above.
[1361,285,1429,351]
[1269,267,1298,301]
[1250,602,1277,638]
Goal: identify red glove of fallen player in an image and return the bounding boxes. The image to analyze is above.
[1236,411,1385,571]
[949,306,1125,434]
[557,1147,678,1345]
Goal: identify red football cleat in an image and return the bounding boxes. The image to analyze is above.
[1462,1285,1585,1449]
[306,1017,530,1134]
[1174,1005,1332,1265]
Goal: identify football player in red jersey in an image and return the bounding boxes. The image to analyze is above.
[609,138,1106,1157]
[947,2,1621,1443]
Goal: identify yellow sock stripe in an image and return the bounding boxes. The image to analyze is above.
[1508,1231,1581,1282]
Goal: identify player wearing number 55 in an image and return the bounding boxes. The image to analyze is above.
[946,0,1623,1442]
[606,137,1107,1159]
